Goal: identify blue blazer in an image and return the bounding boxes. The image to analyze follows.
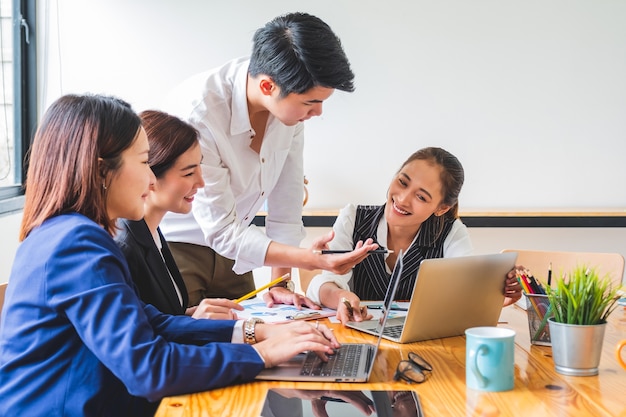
[115,219,189,315]
[0,213,264,417]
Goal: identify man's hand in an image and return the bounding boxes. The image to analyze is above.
[263,287,321,310]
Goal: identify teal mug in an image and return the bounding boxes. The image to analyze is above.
[465,327,515,392]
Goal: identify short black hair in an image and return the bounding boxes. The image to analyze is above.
[249,12,355,97]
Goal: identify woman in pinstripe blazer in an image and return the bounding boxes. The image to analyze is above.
[306,147,523,324]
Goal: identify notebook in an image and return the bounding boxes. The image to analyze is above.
[346,252,517,343]
[255,251,404,382]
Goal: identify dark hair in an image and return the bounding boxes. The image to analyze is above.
[399,147,465,220]
[139,110,199,178]
[20,94,141,240]
[248,12,355,97]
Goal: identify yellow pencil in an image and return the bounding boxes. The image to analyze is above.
[234,273,291,303]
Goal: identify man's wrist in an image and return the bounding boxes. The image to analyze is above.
[269,279,295,292]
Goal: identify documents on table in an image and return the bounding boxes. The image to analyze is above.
[236,299,336,324]
[327,301,409,324]
[236,300,410,324]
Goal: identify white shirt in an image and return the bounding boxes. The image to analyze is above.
[151,230,184,308]
[305,203,474,304]
[159,57,306,274]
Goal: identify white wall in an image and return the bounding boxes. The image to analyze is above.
[1,0,622,284]
[41,0,626,213]
[4,211,626,285]
[0,212,21,283]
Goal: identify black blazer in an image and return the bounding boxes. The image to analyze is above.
[115,219,189,315]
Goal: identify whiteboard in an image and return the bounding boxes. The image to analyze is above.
[45,0,626,212]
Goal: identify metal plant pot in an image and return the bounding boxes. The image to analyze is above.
[548,318,607,376]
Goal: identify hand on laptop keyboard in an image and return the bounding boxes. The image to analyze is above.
[252,320,341,368]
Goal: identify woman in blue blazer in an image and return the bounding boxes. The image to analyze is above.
[0,94,339,417]
[115,110,241,319]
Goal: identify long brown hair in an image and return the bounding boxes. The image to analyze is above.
[139,110,199,178]
[20,94,141,240]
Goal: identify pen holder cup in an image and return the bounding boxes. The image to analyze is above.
[525,293,552,346]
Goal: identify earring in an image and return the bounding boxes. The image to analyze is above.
[102,181,107,191]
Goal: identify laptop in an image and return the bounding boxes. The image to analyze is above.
[255,251,404,382]
[346,252,517,343]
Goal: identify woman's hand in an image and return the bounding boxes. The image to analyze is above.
[186,298,243,320]
[253,321,340,368]
[502,266,524,307]
[336,292,371,325]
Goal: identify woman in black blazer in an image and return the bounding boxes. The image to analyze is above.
[115,110,242,319]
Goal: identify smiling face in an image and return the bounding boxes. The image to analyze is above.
[384,158,451,229]
[147,142,204,216]
[106,127,154,222]
[263,81,335,126]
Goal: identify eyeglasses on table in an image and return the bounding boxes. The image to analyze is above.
[394,351,433,384]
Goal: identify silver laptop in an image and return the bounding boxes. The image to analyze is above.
[255,251,404,382]
[346,252,517,343]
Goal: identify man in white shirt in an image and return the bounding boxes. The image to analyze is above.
[160,12,378,307]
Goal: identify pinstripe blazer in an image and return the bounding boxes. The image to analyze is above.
[350,205,455,300]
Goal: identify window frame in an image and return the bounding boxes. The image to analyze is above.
[0,0,36,217]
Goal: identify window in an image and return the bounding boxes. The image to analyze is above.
[0,0,36,216]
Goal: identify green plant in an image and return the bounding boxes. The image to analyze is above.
[545,265,621,325]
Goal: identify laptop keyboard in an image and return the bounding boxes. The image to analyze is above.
[300,344,363,377]
[382,324,403,338]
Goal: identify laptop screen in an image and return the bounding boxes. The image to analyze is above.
[375,250,403,334]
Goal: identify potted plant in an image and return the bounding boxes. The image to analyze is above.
[546,265,621,376]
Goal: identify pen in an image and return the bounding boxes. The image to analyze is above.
[516,271,532,295]
[547,263,552,287]
[366,304,408,311]
[517,272,543,319]
[285,311,322,320]
[312,249,394,255]
[320,396,348,403]
[234,273,290,303]
[527,272,544,295]
[341,297,367,317]
[341,297,354,316]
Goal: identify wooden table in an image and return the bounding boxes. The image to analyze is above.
[156,306,626,416]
